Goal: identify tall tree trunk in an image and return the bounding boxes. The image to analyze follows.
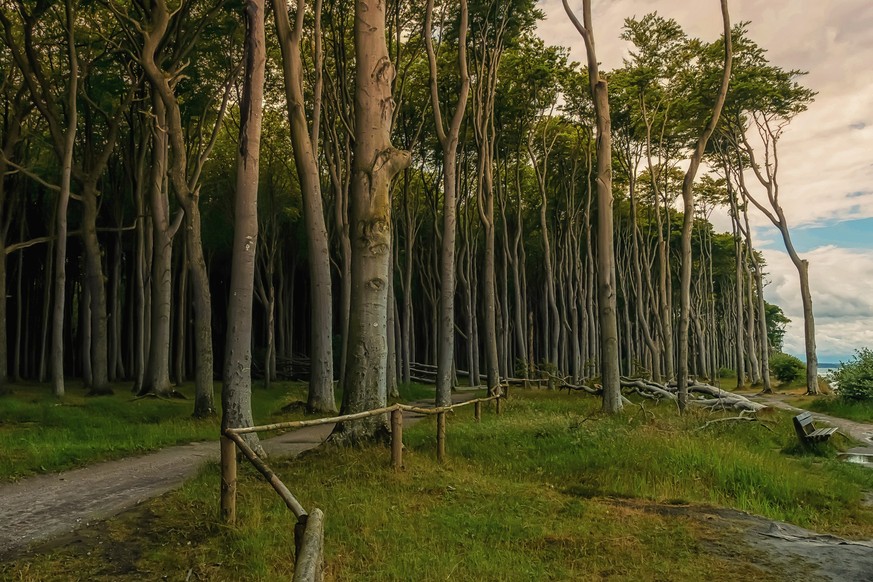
[677,0,732,411]
[425,0,469,405]
[141,95,175,396]
[563,0,622,412]
[274,0,336,412]
[223,0,267,453]
[139,0,221,416]
[81,182,110,392]
[332,0,410,443]
[52,0,78,398]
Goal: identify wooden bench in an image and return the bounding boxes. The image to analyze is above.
[793,411,838,445]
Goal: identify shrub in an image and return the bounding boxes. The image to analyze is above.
[769,352,805,383]
[832,348,873,401]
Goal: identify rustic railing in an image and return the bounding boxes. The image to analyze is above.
[220,390,504,581]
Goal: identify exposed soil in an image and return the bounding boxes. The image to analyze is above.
[631,500,873,582]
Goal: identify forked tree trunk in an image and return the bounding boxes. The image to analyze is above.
[139,0,219,416]
[425,0,469,406]
[331,0,410,444]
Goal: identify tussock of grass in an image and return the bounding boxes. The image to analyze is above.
[4,390,873,581]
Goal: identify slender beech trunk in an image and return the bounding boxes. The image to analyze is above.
[677,0,732,411]
[223,0,267,453]
[331,0,410,443]
[739,198,772,392]
[52,0,78,398]
[81,182,109,392]
[274,0,336,412]
[141,95,175,395]
[731,214,746,388]
[563,0,622,412]
[734,127,818,394]
[425,0,469,406]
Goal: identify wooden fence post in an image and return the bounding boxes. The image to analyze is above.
[437,411,446,463]
[391,408,403,471]
[220,435,237,524]
[474,400,481,422]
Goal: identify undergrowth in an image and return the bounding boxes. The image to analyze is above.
[4,390,872,581]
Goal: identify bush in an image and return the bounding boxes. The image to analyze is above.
[832,348,873,401]
[769,352,805,383]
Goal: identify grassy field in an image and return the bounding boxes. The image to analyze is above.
[0,381,301,481]
[0,381,438,482]
[4,390,872,581]
[787,395,873,424]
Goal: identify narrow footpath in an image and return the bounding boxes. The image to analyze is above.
[0,394,475,558]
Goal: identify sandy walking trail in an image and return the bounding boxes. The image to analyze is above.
[0,395,473,558]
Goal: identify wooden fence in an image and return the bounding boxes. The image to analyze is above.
[220,391,505,581]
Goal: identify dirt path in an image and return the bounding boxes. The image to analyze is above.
[0,396,472,558]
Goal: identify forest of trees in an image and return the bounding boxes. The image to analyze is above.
[0,0,817,442]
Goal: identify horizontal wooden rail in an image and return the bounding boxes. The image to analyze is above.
[225,394,502,437]
[226,404,399,435]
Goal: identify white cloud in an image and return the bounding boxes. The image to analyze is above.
[761,245,873,361]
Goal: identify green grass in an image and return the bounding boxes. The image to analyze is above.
[4,390,872,581]
[0,380,448,482]
[796,396,873,424]
[0,380,314,481]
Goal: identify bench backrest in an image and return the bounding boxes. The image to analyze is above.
[793,411,815,436]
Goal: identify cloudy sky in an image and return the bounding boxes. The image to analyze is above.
[538,0,873,363]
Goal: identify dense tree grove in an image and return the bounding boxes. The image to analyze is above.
[0,0,819,436]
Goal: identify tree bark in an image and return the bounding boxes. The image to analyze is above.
[563,0,622,412]
[51,0,78,398]
[223,0,267,454]
[273,0,336,413]
[677,0,732,411]
[425,0,469,406]
[331,0,410,444]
